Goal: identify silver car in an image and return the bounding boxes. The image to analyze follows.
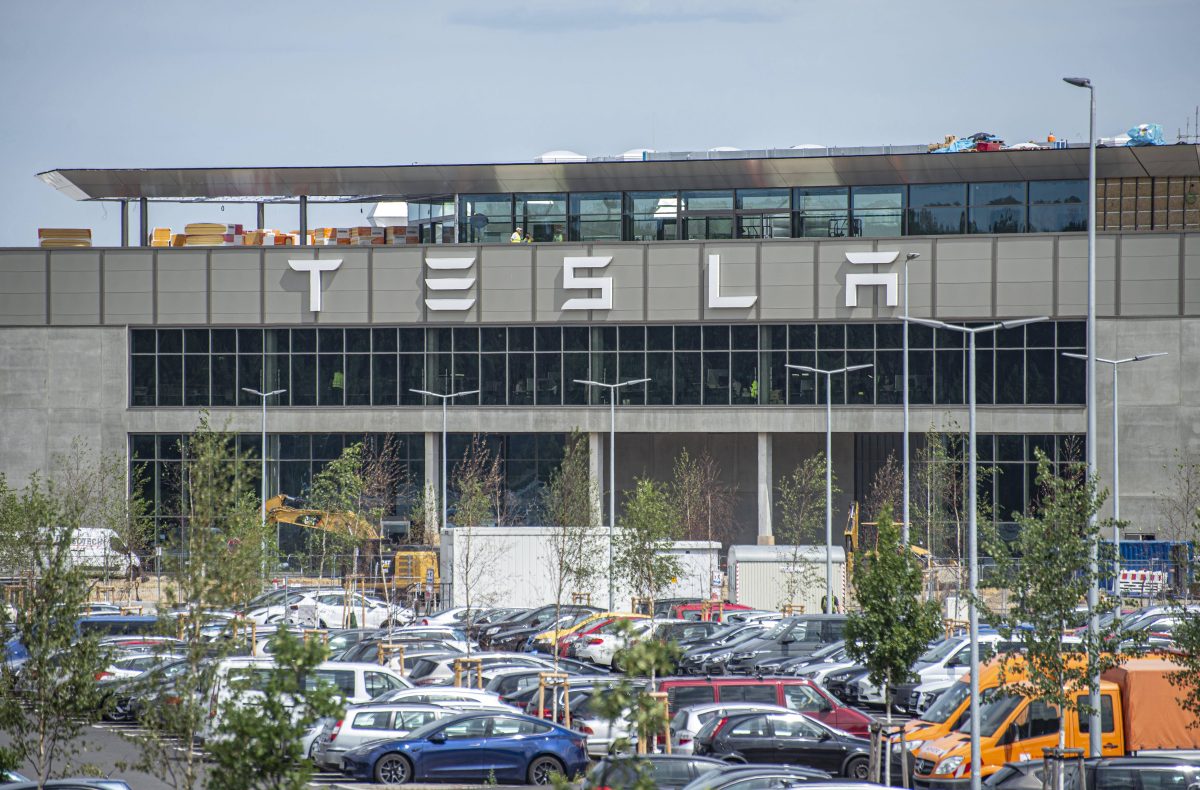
[312,703,455,771]
[669,702,792,755]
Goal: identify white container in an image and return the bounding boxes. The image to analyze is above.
[726,544,846,612]
[439,526,719,609]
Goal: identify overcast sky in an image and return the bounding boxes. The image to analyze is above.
[2,0,1197,246]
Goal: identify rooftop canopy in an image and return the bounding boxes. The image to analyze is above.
[37,144,1200,203]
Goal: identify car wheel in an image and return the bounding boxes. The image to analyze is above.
[845,756,869,780]
[527,755,564,785]
[374,753,413,785]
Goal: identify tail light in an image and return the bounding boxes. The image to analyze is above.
[709,717,730,739]
[165,695,181,705]
[577,724,594,735]
[587,637,604,645]
[95,671,111,681]
[421,618,429,625]
[678,736,692,745]
[330,720,342,742]
[656,733,666,746]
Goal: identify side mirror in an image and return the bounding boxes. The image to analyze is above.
[818,730,832,741]
[428,732,447,744]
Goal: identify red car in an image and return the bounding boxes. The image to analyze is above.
[669,602,754,623]
[656,676,872,737]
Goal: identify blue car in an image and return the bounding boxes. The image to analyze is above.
[339,711,588,785]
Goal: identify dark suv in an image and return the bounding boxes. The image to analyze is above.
[721,615,846,674]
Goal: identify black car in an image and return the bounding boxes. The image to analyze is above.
[693,711,869,779]
[720,616,847,674]
[585,755,726,790]
[678,624,770,674]
[986,755,1200,790]
[679,764,834,790]
[823,665,867,704]
[478,605,599,649]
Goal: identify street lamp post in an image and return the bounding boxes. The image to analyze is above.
[411,388,480,531]
[574,377,651,612]
[1064,73,1101,756]
[241,387,286,565]
[1063,352,1167,619]
[785,362,872,614]
[902,252,920,548]
[908,316,1047,790]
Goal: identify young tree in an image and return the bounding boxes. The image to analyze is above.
[844,506,942,782]
[205,631,344,790]
[776,453,835,610]
[671,448,735,599]
[979,452,1129,767]
[305,442,370,576]
[613,479,682,616]
[1153,448,1200,542]
[540,431,601,667]
[129,415,270,790]
[452,436,508,644]
[0,472,109,785]
[863,454,903,527]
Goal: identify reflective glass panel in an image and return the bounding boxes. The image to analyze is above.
[852,186,904,237]
[737,189,790,210]
[459,194,513,243]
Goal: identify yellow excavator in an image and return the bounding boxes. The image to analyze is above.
[265,494,380,541]
[843,501,931,578]
[265,494,440,599]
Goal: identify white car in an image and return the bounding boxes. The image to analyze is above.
[311,702,457,770]
[669,702,793,755]
[244,587,345,625]
[371,686,518,711]
[574,618,653,667]
[284,590,411,630]
[406,652,557,685]
[380,625,474,653]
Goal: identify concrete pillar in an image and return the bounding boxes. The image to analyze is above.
[757,432,774,545]
[588,432,604,526]
[424,431,440,531]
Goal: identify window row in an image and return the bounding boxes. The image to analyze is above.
[132,321,1085,357]
[131,345,1086,408]
[449,181,1088,243]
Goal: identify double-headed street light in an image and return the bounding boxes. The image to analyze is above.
[1063,352,1167,619]
[574,377,651,612]
[411,388,480,531]
[785,362,872,614]
[1064,73,1102,754]
[907,315,1047,790]
[241,387,286,558]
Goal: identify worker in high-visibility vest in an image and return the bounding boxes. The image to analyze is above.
[510,227,524,243]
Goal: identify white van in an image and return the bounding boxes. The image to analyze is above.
[70,527,141,578]
[203,658,410,741]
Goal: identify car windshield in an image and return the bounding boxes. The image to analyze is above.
[809,641,845,660]
[959,691,1021,737]
[761,620,794,640]
[921,681,970,724]
[917,638,960,664]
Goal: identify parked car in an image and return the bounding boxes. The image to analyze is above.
[311,702,457,771]
[284,590,411,629]
[657,676,872,736]
[693,711,870,779]
[243,587,343,625]
[584,754,726,790]
[406,651,557,685]
[669,702,793,755]
[676,623,772,674]
[721,615,848,674]
[371,686,517,711]
[337,711,589,785]
[678,764,836,790]
[478,605,600,649]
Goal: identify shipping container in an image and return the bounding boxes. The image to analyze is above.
[726,545,846,612]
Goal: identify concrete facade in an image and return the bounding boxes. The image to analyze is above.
[2,233,1199,543]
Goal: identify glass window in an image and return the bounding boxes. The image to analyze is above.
[703,352,730,405]
[454,327,479,352]
[628,191,679,241]
[972,182,1026,206]
[459,194,513,243]
[508,327,533,352]
[619,325,645,351]
[783,685,831,712]
[852,186,904,237]
[480,327,505,353]
[215,328,239,353]
[738,189,790,210]
[563,353,588,405]
[728,715,769,737]
[996,350,1024,404]
[535,354,562,405]
[440,716,490,740]
[535,326,561,352]
[647,326,672,351]
[570,193,623,242]
[564,326,590,352]
[737,213,791,239]
[935,350,964,404]
[971,205,1027,234]
[675,353,701,405]
[1026,350,1054,404]
[480,354,506,406]
[399,356,424,405]
[131,329,155,354]
[345,354,370,405]
[1030,179,1086,204]
[703,325,730,350]
[517,193,567,242]
[184,328,208,353]
[353,711,393,730]
[647,353,673,405]
[157,329,182,354]
[372,355,397,405]
[1029,204,1087,232]
[509,353,533,405]
[318,354,344,405]
[131,356,156,406]
[795,187,850,238]
[721,685,778,704]
[184,355,208,406]
[771,714,824,738]
[1057,353,1085,404]
[682,190,733,211]
[237,356,262,403]
[685,216,733,240]
[292,328,316,353]
[398,328,424,353]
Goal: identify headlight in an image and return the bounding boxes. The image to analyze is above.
[906,739,924,753]
[934,756,963,775]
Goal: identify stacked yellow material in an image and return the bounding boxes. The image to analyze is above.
[149,227,172,247]
[171,234,187,247]
[38,228,92,248]
[184,223,244,246]
[384,226,409,245]
[351,226,385,246]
